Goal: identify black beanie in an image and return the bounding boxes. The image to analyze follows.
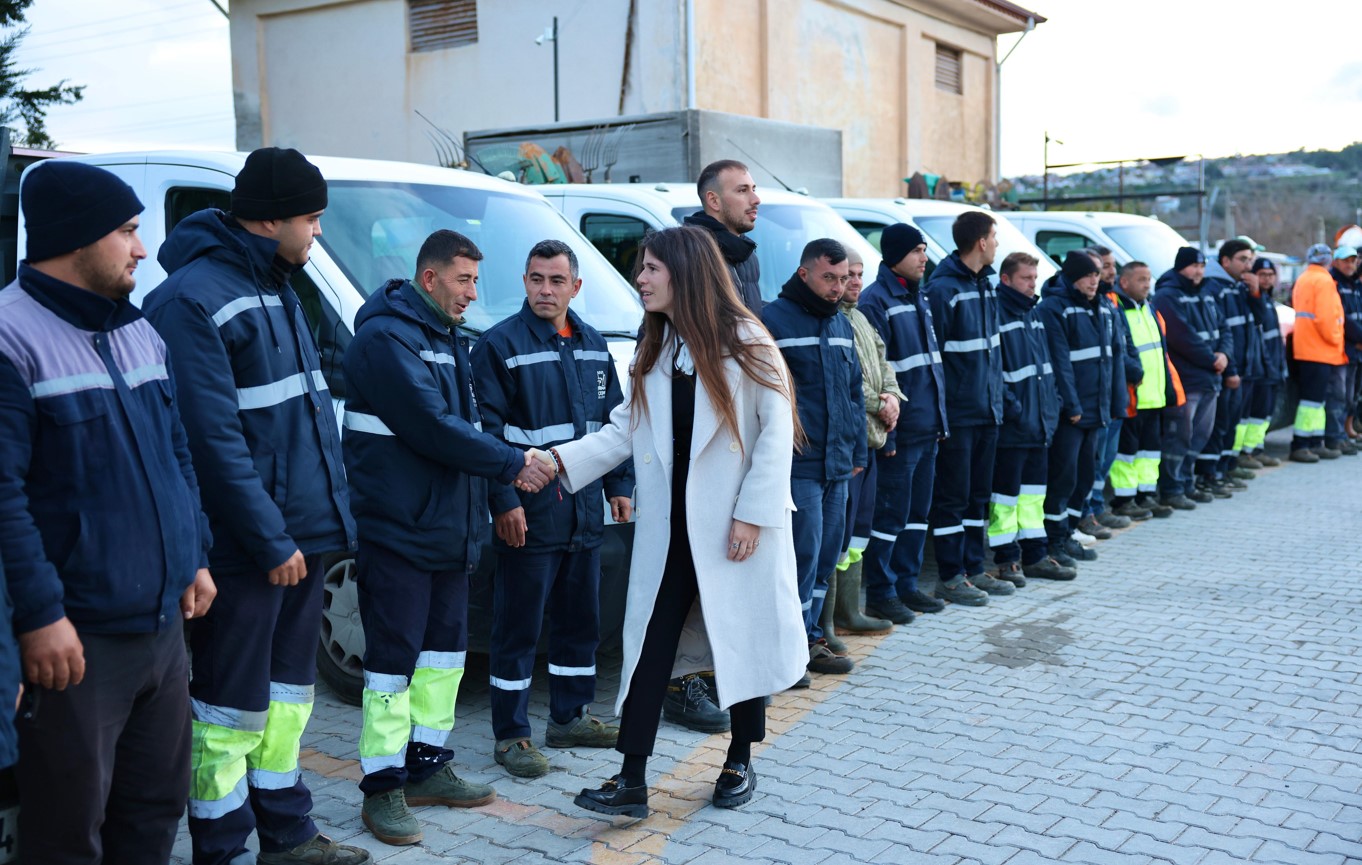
[22,160,144,263]
[1061,250,1099,284]
[1174,246,1205,271]
[232,147,328,220]
[880,222,925,267]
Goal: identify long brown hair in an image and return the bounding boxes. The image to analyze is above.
[630,225,804,449]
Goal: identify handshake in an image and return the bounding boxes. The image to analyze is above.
[514,448,560,493]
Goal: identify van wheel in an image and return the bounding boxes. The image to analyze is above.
[316,554,365,705]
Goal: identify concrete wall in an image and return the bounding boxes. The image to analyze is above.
[231,0,1003,189]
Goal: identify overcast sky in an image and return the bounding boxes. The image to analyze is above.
[15,0,1361,177]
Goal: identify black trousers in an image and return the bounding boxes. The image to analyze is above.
[17,624,191,865]
[929,423,999,580]
[1044,422,1099,547]
[615,540,765,756]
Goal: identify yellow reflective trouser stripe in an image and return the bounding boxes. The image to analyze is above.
[410,666,464,746]
[1233,423,1248,452]
[987,501,1017,546]
[189,722,258,818]
[1109,457,1139,497]
[1240,419,1267,451]
[245,699,314,789]
[1135,457,1160,492]
[1016,492,1045,538]
[360,684,411,775]
[1295,403,1325,437]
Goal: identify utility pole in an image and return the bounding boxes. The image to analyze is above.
[535,17,560,122]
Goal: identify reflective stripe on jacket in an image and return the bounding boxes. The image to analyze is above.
[856,262,948,446]
[1291,264,1346,366]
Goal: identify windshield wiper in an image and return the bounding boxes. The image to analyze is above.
[599,330,639,339]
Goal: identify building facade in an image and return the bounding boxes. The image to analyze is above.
[229,0,1041,196]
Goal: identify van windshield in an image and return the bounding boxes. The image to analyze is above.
[1104,222,1191,274]
[319,181,643,334]
[914,214,1058,286]
[672,203,882,301]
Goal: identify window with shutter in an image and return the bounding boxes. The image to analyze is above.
[935,43,962,95]
[408,0,478,52]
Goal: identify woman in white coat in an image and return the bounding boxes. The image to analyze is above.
[543,226,807,817]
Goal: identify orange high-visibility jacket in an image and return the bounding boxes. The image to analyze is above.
[1292,263,1347,365]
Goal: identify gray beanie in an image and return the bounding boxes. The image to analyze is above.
[1306,243,1333,266]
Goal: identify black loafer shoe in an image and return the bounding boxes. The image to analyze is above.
[713,761,757,809]
[574,775,648,818]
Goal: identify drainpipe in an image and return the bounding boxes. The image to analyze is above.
[994,16,1034,183]
[685,0,696,110]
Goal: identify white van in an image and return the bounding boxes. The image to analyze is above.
[1005,210,1192,273]
[822,198,1058,287]
[538,182,882,300]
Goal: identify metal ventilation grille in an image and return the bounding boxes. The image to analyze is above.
[935,43,962,94]
[409,0,478,53]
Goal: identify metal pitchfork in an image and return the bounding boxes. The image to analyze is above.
[580,126,606,183]
[602,123,635,183]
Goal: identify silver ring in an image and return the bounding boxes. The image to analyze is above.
[731,543,740,549]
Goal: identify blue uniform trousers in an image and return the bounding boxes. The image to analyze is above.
[930,424,999,581]
[1044,423,1099,548]
[489,547,602,742]
[989,445,1049,567]
[1208,380,1251,477]
[1161,389,1218,496]
[862,438,936,602]
[1086,419,1122,517]
[791,477,849,642]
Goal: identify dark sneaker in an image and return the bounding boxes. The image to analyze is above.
[936,577,989,606]
[575,774,648,819]
[1237,454,1263,469]
[495,738,551,778]
[900,589,946,614]
[1049,545,1078,567]
[405,764,496,807]
[1313,445,1342,460]
[970,572,1016,596]
[1095,511,1132,529]
[1076,514,1113,539]
[808,640,853,674]
[994,561,1026,588]
[1111,501,1152,520]
[361,790,421,846]
[546,713,619,748]
[1254,451,1281,466]
[863,596,915,625]
[1159,494,1197,511]
[1023,557,1077,581]
[1059,538,1097,561]
[1290,448,1321,463]
[663,674,730,733]
[713,760,757,809]
[259,834,372,864]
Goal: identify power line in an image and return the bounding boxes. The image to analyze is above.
[20,25,226,64]
[42,93,227,117]
[60,110,231,136]
[20,12,216,53]
[24,1,201,37]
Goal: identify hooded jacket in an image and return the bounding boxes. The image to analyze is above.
[840,297,906,451]
[1201,260,1242,378]
[1102,284,1143,419]
[0,265,211,635]
[996,282,1060,448]
[1330,267,1362,364]
[343,280,524,571]
[683,211,763,312]
[1206,263,1265,382]
[1150,268,1234,393]
[471,300,633,554]
[144,209,355,574]
[1291,264,1345,366]
[922,251,1004,427]
[856,261,949,447]
[1246,288,1287,384]
[762,274,867,481]
[1037,274,1114,430]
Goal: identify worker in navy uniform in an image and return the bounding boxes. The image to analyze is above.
[471,239,633,779]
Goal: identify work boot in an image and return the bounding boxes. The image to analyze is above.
[936,576,989,606]
[405,764,496,807]
[790,672,811,689]
[259,834,371,864]
[361,790,421,847]
[1112,500,1153,520]
[547,713,619,748]
[1049,545,1078,567]
[1135,494,1174,518]
[495,738,551,777]
[1228,466,1256,481]
[863,595,914,625]
[1223,476,1248,491]
[994,561,1026,588]
[1290,448,1321,463]
[1059,537,1097,562]
[1327,439,1359,456]
[1254,451,1281,466]
[1095,511,1132,529]
[1237,453,1263,470]
[901,588,946,614]
[663,674,730,733]
[833,560,894,635]
[818,570,847,655]
[1188,486,1214,503]
[970,572,1016,596]
[1313,445,1341,460]
[1023,557,1077,581]
[1159,493,1197,511]
[808,639,854,674]
[1076,514,1112,540]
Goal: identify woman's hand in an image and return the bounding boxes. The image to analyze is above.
[727,518,761,562]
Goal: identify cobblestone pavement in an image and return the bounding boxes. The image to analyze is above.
[173,434,1362,864]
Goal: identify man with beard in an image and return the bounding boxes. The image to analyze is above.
[1201,239,1263,487]
[682,159,763,312]
[1235,258,1286,466]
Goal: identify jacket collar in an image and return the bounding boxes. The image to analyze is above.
[935,250,996,284]
[682,211,757,265]
[395,279,456,333]
[1113,287,1147,309]
[874,261,919,299]
[779,272,841,317]
[997,282,1038,315]
[17,262,142,332]
[515,298,583,343]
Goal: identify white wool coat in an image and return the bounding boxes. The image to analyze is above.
[553,331,807,712]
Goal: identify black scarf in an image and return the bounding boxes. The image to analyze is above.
[780,272,841,318]
[683,211,756,265]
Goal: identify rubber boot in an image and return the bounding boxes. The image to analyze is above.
[832,559,893,636]
[819,569,848,655]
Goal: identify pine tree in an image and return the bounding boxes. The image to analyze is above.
[0,0,83,149]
